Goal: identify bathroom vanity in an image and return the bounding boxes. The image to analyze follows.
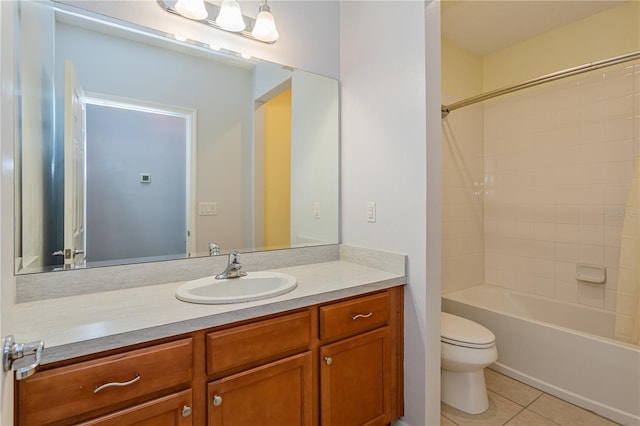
[12,258,405,425]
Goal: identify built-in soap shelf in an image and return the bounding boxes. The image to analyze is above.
[576,264,606,284]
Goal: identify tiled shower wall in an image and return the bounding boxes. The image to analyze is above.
[442,103,485,294]
[484,62,640,311]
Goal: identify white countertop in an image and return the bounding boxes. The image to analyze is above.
[11,260,405,365]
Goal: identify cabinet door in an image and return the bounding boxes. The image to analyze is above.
[78,389,193,426]
[208,352,313,426]
[320,327,391,426]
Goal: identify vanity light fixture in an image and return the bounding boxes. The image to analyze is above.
[174,0,208,20]
[215,0,246,32]
[158,0,280,44]
[252,0,279,42]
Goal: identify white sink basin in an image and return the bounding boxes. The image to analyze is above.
[175,271,297,304]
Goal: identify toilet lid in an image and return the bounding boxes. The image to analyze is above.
[441,312,495,349]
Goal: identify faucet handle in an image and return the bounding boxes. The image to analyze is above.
[229,251,246,277]
[229,251,241,264]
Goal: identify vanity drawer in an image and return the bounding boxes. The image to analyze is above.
[17,338,193,426]
[206,310,311,375]
[319,291,390,340]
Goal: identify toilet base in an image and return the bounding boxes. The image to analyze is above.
[441,368,489,414]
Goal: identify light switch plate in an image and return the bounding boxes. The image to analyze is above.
[367,201,376,223]
[199,202,217,216]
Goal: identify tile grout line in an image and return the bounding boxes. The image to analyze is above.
[525,392,545,408]
[441,411,459,425]
[501,405,527,426]
[485,373,563,426]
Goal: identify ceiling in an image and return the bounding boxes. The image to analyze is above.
[441,0,629,56]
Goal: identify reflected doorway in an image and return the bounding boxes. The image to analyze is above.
[264,88,292,247]
[254,85,292,249]
[84,98,193,264]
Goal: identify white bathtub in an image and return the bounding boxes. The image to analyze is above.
[442,285,640,425]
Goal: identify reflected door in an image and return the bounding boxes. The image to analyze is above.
[85,102,188,263]
[63,60,86,267]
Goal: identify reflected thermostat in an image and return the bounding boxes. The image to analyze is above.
[140,173,151,183]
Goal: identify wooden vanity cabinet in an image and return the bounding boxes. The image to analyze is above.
[15,287,403,426]
[205,311,314,426]
[77,389,193,426]
[207,352,313,426]
[318,290,402,426]
[320,329,390,426]
[205,311,312,376]
[16,338,194,426]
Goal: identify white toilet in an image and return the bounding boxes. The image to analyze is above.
[441,312,498,414]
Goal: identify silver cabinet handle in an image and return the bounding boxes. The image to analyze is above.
[94,374,140,393]
[324,356,333,366]
[213,395,223,407]
[182,405,192,417]
[351,312,373,320]
[3,335,44,380]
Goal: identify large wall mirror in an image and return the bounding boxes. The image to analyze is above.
[14,0,339,274]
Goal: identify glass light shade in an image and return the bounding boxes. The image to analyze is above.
[215,0,246,32]
[175,0,208,20]
[251,10,279,42]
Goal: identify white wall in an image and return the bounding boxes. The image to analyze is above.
[0,2,18,424]
[18,2,56,269]
[58,0,340,81]
[340,1,440,425]
[290,70,339,246]
[425,3,443,423]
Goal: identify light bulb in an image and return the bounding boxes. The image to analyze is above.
[215,0,246,32]
[175,0,208,20]
[251,3,279,42]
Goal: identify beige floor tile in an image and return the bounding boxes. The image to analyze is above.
[505,409,561,426]
[441,414,458,425]
[485,368,543,407]
[441,390,524,426]
[528,394,619,426]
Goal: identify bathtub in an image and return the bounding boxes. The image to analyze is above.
[442,285,640,426]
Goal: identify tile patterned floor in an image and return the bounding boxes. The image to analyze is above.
[441,368,621,426]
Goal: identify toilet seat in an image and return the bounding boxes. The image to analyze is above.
[441,312,495,349]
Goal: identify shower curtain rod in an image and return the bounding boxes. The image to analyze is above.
[441,50,640,118]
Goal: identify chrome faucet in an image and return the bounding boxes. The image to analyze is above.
[215,251,247,279]
[208,242,220,256]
